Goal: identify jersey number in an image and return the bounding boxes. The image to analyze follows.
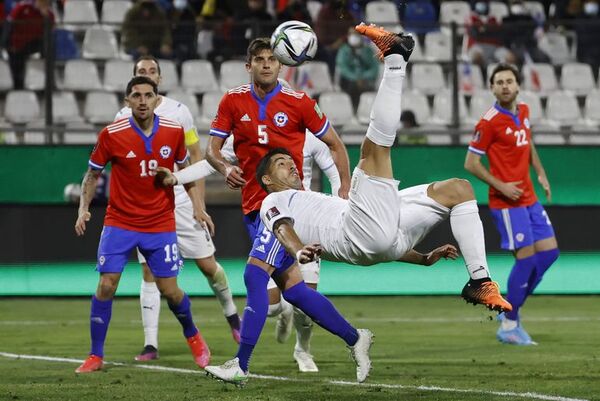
[164,243,179,262]
[259,227,272,244]
[514,129,529,147]
[139,159,158,177]
[258,125,269,145]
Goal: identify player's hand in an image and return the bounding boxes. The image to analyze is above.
[75,210,91,236]
[423,244,458,266]
[225,165,246,189]
[155,166,177,187]
[337,182,350,199]
[499,180,523,201]
[296,244,322,264]
[195,209,215,236]
[538,175,552,203]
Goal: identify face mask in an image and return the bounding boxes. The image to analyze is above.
[348,33,362,47]
[174,0,187,10]
[584,2,599,15]
[475,2,489,15]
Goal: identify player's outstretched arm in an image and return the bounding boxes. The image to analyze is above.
[272,218,322,264]
[530,142,552,202]
[74,168,101,236]
[397,245,458,266]
[320,128,351,199]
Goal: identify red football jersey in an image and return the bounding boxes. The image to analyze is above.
[469,102,537,209]
[89,116,189,232]
[210,83,329,214]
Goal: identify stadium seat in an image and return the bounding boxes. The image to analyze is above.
[82,25,120,60]
[522,63,558,96]
[0,60,13,91]
[297,61,334,96]
[457,62,485,94]
[219,60,248,92]
[538,32,572,65]
[101,0,132,28]
[407,34,425,61]
[103,59,132,92]
[411,63,446,95]
[431,89,468,125]
[356,91,376,125]
[439,1,471,34]
[63,60,103,91]
[24,59,47,91]
[306,1,322,22]
[524,1,546,22]
[181,60,219,94]
[4,91,41,124]
[84,91,120,124]
[468,90,496,121]
[197,91,224,130]
[560,62,596,96]
[166,90,200,118]
[545,90,582,126]
[157,59,179,92]
[424,31,453,62]
[402,89,431,124]
[488,1,509,21]
[517,90,545,125]
[317,91,354,127]
[365,0,400,25]
[583,90,600,126]
[52,91,83,123]
[403,0,439,34]
[23,121,50,144]
[62,0,99,30]
[63,122,98,144]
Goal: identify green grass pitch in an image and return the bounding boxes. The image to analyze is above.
[1,296,599,401]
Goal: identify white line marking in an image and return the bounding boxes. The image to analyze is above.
[0,352,589,401]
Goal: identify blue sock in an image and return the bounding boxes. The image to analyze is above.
[529,248,559,294]
[168,293,198,338]
[505,254,537,321]
[283,281,359,346]
[90,296,112,357]
[236,263,270,372]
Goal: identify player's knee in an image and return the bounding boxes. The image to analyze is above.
[97,281,117,298]
[435,178,474,206]
[449,178,474,201]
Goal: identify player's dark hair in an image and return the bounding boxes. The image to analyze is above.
[489,63,521,86]
[133,55,161,76]
[247,37,273,64]
[256,147,292,193]
[125,76,158,96]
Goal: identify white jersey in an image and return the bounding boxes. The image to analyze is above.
[115,96,198,207]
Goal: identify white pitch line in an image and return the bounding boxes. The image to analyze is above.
[0,352,589,401]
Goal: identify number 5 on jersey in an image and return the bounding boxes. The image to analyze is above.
[258,124,269,144]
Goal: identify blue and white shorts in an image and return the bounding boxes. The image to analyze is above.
[490,202,555,251]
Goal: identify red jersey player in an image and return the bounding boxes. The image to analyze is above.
[465,63,559,346]
[73,76,210,373]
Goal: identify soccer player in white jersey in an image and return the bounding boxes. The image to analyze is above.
[115,56,241,361]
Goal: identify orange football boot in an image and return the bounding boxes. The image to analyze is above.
[462,278,513,312]
[75,355,104,373]
[187,331,211,368]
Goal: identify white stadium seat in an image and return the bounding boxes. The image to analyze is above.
[306,1,322,21]
[538,32,572,65]
[181,60,219,94]
[219,60,248,92]
[440,1,471,34]
[583,89,600,125]
[166,90,200,118]
[24,59,46,91]
[101,0,132,27]
[424,31,453,62]
[297,61,334,96]
[365,1,400,25]
[63,122,98,144]
[52,91,83,123]
[489,1,509,21]
[84,91,120,124]
[517,90,545,125]
[431,89,468,125]
[82,25,119,60]
[157,59,179,92]
[356,91,376,125]
[545,90,582,126]
[62,0,99,29]
[317,91,354,126]
[468,90,496,121]
[411,63,446,95]
[0,60,13,91]
[103,59,133,92]
[524,1,546,21]
[522,63,558,96]
[4,91,41,124]
[63,60,103,91]
[457,62,485,94]
[560,62,596,96]
[197,91,224,130]
[402,89,431,124]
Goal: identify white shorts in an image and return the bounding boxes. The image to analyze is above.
[383,183,450,260]
[267,259,321,290]
[137,189,216,263]
[336,168,400,265]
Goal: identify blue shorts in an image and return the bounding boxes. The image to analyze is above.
[243,211,261,240]
[248,221,295,272]
[490,202,556,251]
[97,226,183,278]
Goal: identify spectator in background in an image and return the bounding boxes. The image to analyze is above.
[574,0,600,78]
[277,0,312,24]
[122,0,172,59]
[397,110,427,145]
[1,0,54,89]
[465,0,516,70]
[501,0,550,65]
[314,0,356,73]
[170,0,198,63]
[232,0,276,56]
[335,26,379,110]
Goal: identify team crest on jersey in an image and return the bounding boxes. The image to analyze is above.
[266,206,280,221]
[515,233,525,242]
[273,112,289,127]
[524,118,530,129]
[159,145,172,159]
[472,130,481,143]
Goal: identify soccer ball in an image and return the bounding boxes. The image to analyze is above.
[270,20,318,67]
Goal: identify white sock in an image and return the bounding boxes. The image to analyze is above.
[268,296,292,317]
[501,318,518,331]
[366,54,407,147]
[207,263,237,317]
[450,200,491,280]
[140,280,160,348]
[293,307,313,353]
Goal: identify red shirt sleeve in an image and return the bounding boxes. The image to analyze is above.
[89,128,111,170]
[301,95,330,138]
[209,93,234,139]
[468,119,495,156]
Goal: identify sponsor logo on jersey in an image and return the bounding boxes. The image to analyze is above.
[126,150,137,158]
[524,118,530,129]
[240,114,251,122]
[515,233,525,242]
[159,145,172,159]
[505,127,513,135]
[99,255,105,265]
[314,103,323,119]
[265,206,280,221]
[472,130,481,143]
[255,244,266,253]
[273,112,289,127]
